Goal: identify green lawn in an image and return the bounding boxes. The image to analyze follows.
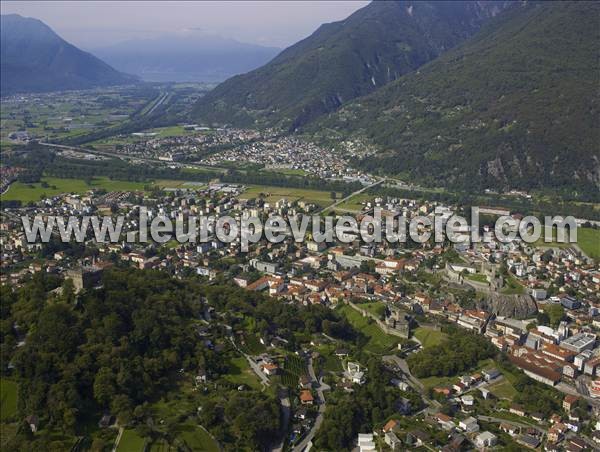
[501,274,525,295]
[487,378,517,400]
[315,345,342,373]
[177,422,220,452]
[117,429,146,452]
[420,375,456,391]
[243,185,338,208]
[413,327,447,349]
[149,439,171,452]
[535,226,599,261]
[465,273,488,284]
[357,301,387,318]
[0,378,18,422]
[224,356,263,390]
[1,176,147,202]
[338,305,399,354]
[577,228,600,260]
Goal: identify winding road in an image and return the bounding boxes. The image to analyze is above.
[292,356,328,452]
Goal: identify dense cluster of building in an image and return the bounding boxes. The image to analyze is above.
[1,178,599,450]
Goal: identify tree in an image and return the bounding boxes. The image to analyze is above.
[94,367,116,407]
[545,304,565,328]
[61,278,75,304]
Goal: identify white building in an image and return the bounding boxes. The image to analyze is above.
[475,431,497,448]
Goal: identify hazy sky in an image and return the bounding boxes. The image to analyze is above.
[0,1,370,49]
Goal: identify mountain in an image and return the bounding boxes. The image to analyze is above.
[0,14,135,95]
[92,33,281,83]
[317,1,600,195]
[192,0,511,128]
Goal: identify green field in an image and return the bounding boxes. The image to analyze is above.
[487,378,517,400]
[0,378,18,422]
[0,176,213,203]
[117,429,146,452]
[314,345,343,373]
[357,301,387,318]
[0,88,150,144]
[413,327,447,349]
[177,422,220,452]
[1,177,147,202]
[334,193,371,212]
[224,356,263,390]
[420,358,496,390]
[338,305,399,354]
[577,228,600,260]
[501,274,525,295]
[465,273,488,284]
[262,167,308,176]
[149,439,171,452]
[243,185,338,208]
[535,226,600,260]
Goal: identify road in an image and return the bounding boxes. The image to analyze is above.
[271,388,291,452]
[111,426,124,452]
[318,178,386,214]
[292,357,327,452]
[38,141,227,174]
[382,354,441,412]
[144,91,169,116]
[228,337,270,386]
[477,415,546,434]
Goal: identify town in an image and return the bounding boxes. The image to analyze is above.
[1,175,599,451]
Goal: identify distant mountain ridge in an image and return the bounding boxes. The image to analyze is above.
[317,1,600,194]
[1,14,135,95]
[193,0,512,128]
[92,33,281,83]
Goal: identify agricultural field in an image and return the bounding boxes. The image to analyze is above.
[243,185,338,208]
[1,176,147,203]
[0,87,152,144]
[117,429,146,452]
[1,176,212,203]
[280,355,308,387]
[90,125,204,148]
[262,167,308,176]
[413,327,447,349]
[333,193,371,212]
[338,305,399,354]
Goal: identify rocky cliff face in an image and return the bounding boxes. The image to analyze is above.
[477,293,537,319]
